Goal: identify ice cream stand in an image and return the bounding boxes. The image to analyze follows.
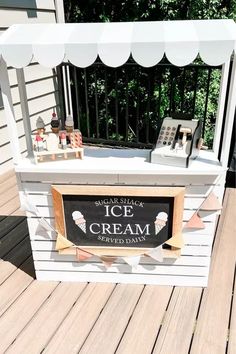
[0,20,235,286]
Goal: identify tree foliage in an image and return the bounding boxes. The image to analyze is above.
[64,0,235,148]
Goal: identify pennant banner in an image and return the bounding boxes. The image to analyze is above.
[55,233,74,250]
[122,255,141,268]
[200,192,222,211]
[38,218,55,232]
[20,195,39,215]
[146,245,163,262]
[165,232,184,249]
[100,255,117,269]
[184,212,205,229]
[76,248,93,261]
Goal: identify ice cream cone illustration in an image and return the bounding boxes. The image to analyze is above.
[154,212,168,235]
[72,211,86,233]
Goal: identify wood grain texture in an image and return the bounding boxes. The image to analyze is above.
[191,188,236,354]
[44,283,115,354]
[0,237,32,284]
[228,270,236,354]
[153,287,202,354]
[0,281,58,353]
[6,282,87,354]
[79,283,144,354]
[116,285,173,354]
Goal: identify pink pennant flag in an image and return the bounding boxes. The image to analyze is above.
[76,248,92,261]
[184,212,205,229]
[100,256,117,269]
[200,192,222,211]
[146,246,163,262]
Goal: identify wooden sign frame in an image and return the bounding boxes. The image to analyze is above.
[52,185,185,256]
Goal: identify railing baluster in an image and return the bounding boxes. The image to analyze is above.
[115,69,119,140]
[84,68,90,138]
[192,67,199,117]
[146,68,151,143]
[73,67,81,130]
[202,68,212,138]
[94,68,99,138]
[105,68,109,140]
[136,67,140,143]
[180,68,186,112]
[125,68,129,142]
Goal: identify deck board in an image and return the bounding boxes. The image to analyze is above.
[190,188,236,354]
[6,282,87,354]
[153,287,202,354]
[116,285,173,354]
[0,281,58,353]
[44,283,115,354]
[228,269,236,354]
[0,172,235,354]
[79,284,144,354]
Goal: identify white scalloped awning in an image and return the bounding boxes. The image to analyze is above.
[0,20,235,68]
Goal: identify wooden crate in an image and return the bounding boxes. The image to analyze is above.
[16,148,225,287]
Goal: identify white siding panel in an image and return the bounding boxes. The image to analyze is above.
[0,0,55,10]
[0,9,56,26]
[8,65,56,86]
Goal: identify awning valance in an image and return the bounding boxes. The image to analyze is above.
[0,20,235,69]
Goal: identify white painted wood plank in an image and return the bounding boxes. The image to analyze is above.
[34,260,209,277]
[35,270,208,286]
[20,182,222,197]
[0,9,56,27]
[23,193,206,210]
[30,240,212,256]
[32,251,210,266]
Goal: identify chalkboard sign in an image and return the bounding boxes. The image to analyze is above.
[52,185,185,256]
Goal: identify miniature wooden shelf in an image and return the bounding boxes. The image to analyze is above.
[34,147,84,164]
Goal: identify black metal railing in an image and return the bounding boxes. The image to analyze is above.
[60,58,222,149]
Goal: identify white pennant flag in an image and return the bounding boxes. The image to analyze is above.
[20,195,39,215]
[123,255,141,269]
[146,246,163,262]
[38,218,55,232]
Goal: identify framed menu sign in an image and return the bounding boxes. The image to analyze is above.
[52,185,185,256]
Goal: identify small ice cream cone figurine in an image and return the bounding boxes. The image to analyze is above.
[154,212,168,235]
[72,211,86,233]
[65,115,74,133]
[36,116,45,137]
[51,112,60,133]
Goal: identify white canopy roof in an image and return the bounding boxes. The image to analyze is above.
[0,20,235,68]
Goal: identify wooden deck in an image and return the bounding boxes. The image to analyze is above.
[0,171,235,354]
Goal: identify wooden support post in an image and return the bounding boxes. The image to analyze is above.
[0,59,21,164]
[16,68,34,159]
[213,60,230,157]
[220,55,236,168]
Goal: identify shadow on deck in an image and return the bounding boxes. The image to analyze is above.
[0,170,235,354]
